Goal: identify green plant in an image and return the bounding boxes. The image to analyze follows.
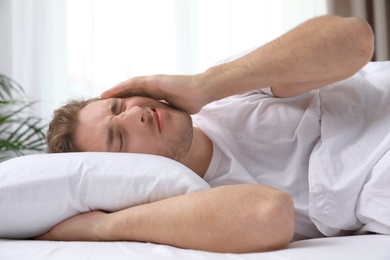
[0,74,47,162]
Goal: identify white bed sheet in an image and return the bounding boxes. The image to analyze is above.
[1,235,389,260]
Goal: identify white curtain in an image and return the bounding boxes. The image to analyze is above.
[0,0,327,120]
[327,0,389,61]
[0,0,68,119]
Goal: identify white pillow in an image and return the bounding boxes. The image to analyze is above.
[0,152,210,239]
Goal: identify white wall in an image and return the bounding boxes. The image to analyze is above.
[0,0,328,119]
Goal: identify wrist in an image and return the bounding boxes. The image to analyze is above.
[202,62,255,102]
[191,72,216,106]
[93,212,116,241]
[102,211,139,242]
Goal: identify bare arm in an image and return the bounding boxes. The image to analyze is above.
[101,15,374,114]
[36,184,294,253]
[204,15,374,99]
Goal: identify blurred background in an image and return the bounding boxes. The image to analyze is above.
[0,0,388,121]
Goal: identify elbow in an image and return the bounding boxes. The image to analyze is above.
[345,17,375,68]
[351,17,375,60]
[252,190,295,252]
[265,190,295,250]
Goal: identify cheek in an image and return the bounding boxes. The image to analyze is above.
[125,136,159,154]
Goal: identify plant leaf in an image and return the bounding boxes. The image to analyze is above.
[0,74,47,161]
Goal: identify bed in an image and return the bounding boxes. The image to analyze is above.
[1,235,390,260]
[0,152,389,259]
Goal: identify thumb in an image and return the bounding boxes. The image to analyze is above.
[100,78,140,98]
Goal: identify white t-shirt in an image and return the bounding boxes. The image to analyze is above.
[192,61,390,240]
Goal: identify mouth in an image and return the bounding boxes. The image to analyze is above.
[152,107,164,132]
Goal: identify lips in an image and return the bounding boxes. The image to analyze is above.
[153,108,163,132]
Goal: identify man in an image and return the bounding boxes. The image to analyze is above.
[40,16,387,253]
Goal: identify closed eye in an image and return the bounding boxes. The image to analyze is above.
[108,98,125,151]
[117,99,126,115]
[118,132,123,152]
[110,98,125,115]
[114,99,126,151]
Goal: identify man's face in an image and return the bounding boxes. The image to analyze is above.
[74,96,194,162]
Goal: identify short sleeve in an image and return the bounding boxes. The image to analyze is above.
[259,87,274,96]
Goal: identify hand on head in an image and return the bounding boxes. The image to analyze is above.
[101,74,211,115]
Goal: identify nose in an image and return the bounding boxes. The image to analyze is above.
[117,106,148,127]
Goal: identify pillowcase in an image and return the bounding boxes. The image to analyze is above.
[0,152,210,239]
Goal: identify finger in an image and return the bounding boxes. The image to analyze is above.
[101,79,137,99]
[100,88,117,99]
[34,234,45,240]
[101,76,153,99]
[34,231,53,240]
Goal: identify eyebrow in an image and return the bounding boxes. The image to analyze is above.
[106,99,118,150]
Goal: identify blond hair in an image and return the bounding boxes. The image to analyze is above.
[46,98,99,153]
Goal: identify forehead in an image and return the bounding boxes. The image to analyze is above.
[74,98,113,152]
[79,98,113,125]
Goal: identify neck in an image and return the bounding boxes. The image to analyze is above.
[182,127,213,178]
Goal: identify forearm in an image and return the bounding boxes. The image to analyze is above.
[201,15,374,101]
[104,184,294,253]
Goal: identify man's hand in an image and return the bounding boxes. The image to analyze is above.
[35,211,108,241]
[101,74,211,115]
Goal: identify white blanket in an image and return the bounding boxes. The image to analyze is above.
[309,62,390,235]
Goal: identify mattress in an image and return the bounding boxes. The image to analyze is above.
[1,235,389,260]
